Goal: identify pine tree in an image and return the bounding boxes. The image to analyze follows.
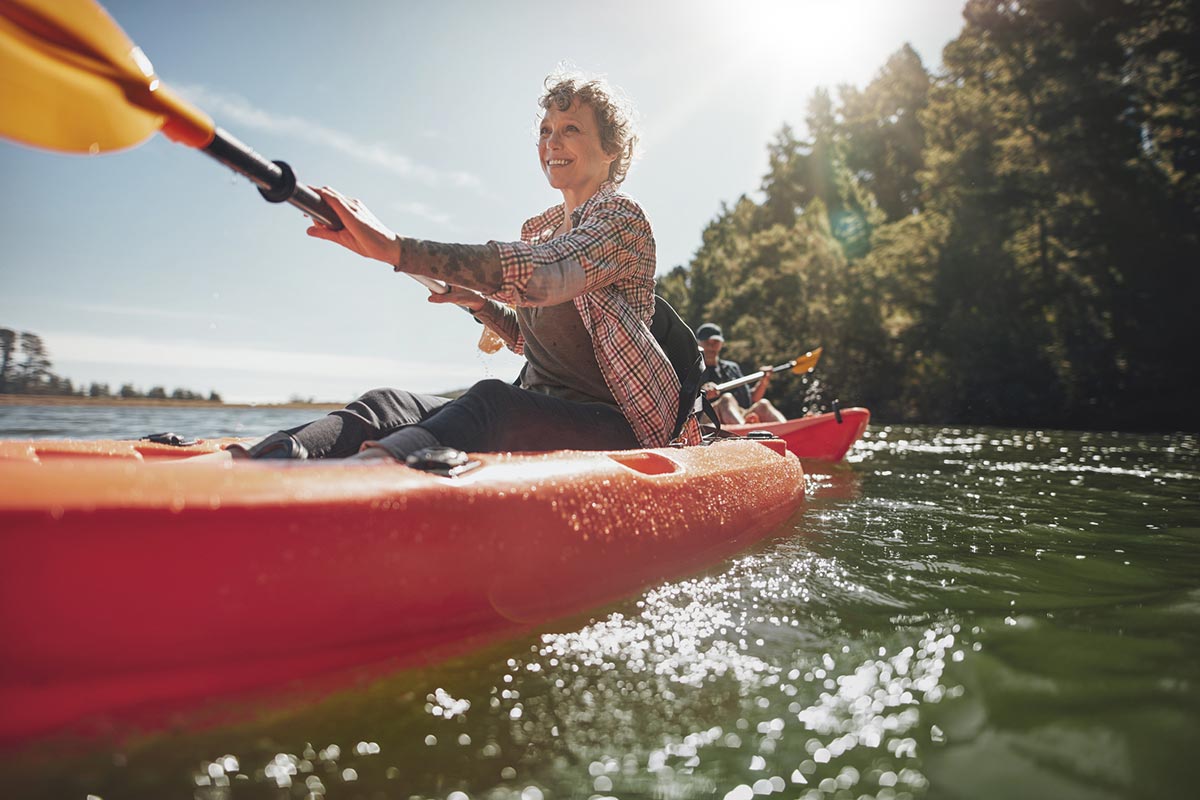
[839,44,932,222]
[16,332,53,394]
[0,328,15,394]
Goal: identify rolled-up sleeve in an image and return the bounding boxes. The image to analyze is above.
[491,197,653,307]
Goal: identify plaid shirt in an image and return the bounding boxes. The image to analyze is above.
[489,182,702,447]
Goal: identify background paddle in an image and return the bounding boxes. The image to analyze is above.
[0,0,451,296]
[713,347,823,395]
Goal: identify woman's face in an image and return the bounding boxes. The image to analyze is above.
[538,99,617,201]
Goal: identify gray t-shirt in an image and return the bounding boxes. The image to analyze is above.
[517,301,616,405]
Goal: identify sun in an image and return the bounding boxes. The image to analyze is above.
[720,0,888,84]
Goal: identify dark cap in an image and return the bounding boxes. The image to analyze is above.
[695,322,724,341]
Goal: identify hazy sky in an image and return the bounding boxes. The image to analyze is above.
[0,0,967,403]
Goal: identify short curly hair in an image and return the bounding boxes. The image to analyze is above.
[538,73,638,185]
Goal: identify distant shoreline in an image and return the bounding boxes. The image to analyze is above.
[0,394,344,411]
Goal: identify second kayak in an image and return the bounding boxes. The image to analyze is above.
[726,407,870,461]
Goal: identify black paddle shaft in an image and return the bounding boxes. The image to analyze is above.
[202,127,343,230]
[202,128,476,310]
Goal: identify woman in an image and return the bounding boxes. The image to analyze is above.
[233,75,701,462]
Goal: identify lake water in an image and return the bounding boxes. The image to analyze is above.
[0,402,327,441]
[2,404,1197,799]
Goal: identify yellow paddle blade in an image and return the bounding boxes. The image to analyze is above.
[0,0,212,154]
[790,346,823,374]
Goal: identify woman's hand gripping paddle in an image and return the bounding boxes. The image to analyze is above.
[0,0,448,298]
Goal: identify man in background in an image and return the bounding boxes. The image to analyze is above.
[696,322,786,425]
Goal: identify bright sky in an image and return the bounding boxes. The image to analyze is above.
[0,0,966,403]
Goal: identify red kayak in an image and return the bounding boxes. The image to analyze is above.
[726,407,870,461]
[0,436,803,742]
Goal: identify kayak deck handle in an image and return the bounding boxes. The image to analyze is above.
[607,451,680,476]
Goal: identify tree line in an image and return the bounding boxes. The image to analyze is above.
[660,0,1197,431]
[1,328,222,402]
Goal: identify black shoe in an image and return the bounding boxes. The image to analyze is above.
[227,431,310,460]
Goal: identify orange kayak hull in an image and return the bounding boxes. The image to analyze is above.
[726,407,870,462]
[0,437,803,742]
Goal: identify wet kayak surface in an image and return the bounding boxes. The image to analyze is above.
[0,437,803,743]
[3,420,1198,800]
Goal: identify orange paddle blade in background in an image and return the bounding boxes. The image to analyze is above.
[790,347,822,374]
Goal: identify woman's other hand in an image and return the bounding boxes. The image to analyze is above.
[427,285,487,312]
[306,186,400,265]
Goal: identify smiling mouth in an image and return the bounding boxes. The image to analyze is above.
[546,159,572,167]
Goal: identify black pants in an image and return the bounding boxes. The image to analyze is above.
[281,379,639,460]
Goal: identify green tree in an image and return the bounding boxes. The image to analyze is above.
[839,44,932,222]
[1122,0,1200,220]
[16,332,54,394]
[759,93,883,259]
[914,0,1199,426]
[0,328,15,394]
[666,195,762,328]
[663,2,1196,429]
